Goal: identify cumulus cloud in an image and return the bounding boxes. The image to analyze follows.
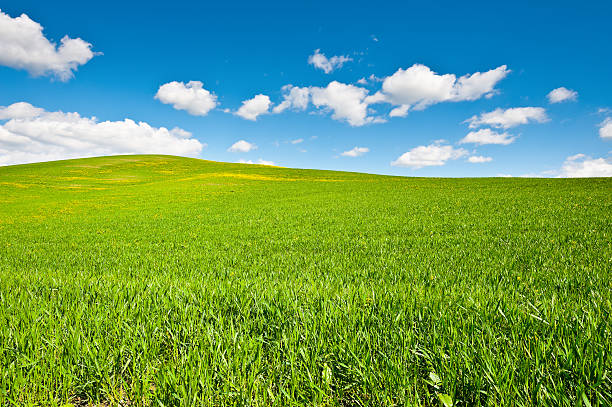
[341,146,369,157]
[391,142,467,169]
[310,81,381,126]
[599,118,612,140]
[0,102,44,119]
[451,66,510,101]
[459,128,516,145]
[558,154,612,177]
[238,158,275,166]
[363,91,387,105]
[235,94,271,121]
[547,87,578,104]
[465,107,548,129]
[0,102,203,166]
[272,85,310,114]
[290,138,304,144]
[227,140,256,153]
[389,105,410,118]
[155,81,218,116]
[262,64,509,125]
[0,10,97,81]
[468,155,493,163]
[236,64,510,125]
[308,49,352,74]
[380,64,509,111]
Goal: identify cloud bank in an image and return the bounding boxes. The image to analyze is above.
[0,102,203,166]
[266,64,510,126]
[153,63,511,127]
[558,154,612,177]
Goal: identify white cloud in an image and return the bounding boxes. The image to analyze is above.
[451,66,510,101]
[380,64,509,110]
[0,102,203,166]
[290,138,304,144]
[223,64,509,126]
[459,128,516,145]
[341,146,369,157]
[238,158,275,166]
[272,85,309,114]
[0,102,44,119]
[236,64,509,125]
[558,154,612,177]
[466,107,548,129]
[0,10,97,81]
[468,155,493,163]
[308,49,352,74]
[363,91,387,104]
[391,143,467,169]
[228,140,257,153]
[381,64,453,109]
[599,118,612,140]
[389,105,410,118]
[547,87,578,104]
[155,81,218,116]
[235,94,271,121]
[356,74,382,86]
[310,81,378,126]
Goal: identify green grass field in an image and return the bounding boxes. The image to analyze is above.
[0,155,610,406]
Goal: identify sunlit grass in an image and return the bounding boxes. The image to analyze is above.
[0,155,610,406]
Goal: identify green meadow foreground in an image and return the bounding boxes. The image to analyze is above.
[0,155,610,406]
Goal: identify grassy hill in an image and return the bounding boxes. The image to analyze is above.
[0,155,610,406]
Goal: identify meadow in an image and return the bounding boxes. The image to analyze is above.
[0,155,610,406]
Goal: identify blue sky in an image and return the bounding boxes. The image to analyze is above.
[0,0,611,176]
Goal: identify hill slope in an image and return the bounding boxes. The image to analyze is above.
[1,155,610,405]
